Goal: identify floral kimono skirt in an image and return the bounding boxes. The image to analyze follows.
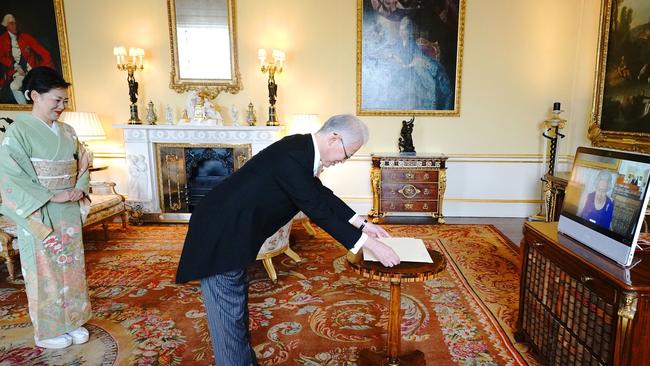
[17,159,91,340]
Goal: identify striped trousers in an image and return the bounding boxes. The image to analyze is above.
[201,269,258,366]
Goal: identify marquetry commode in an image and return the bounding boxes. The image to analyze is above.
[368,153,447,223]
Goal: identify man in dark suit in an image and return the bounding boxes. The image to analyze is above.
[176,114,399,365]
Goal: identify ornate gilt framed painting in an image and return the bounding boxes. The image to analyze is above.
[588,0,650,152]
[356,0,465,116]
[0,0,74,110]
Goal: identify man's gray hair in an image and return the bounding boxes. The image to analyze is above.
[317,114,369,146]
[2,14,15,27]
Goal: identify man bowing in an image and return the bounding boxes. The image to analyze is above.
[176,114,399,365]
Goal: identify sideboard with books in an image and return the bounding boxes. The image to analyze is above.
[515,221,650,365]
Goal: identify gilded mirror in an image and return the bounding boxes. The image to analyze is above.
[167,0,241,99]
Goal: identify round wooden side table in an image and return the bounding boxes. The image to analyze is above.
[348,249,446,366]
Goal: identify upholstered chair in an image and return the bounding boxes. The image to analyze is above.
[0,216,17,281]
[256,219,302,282]
[293,211,316,237]
[255,213,316,282]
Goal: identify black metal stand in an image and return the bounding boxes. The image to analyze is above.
[542,125,565,176]
[528,105,567,222]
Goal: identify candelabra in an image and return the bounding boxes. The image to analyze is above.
[529,102,568,222]
[258,48,285,126]
[542,102,567,176]
[113,46,144,124]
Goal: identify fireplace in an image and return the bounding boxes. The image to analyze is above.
[114,124,283,222]
[155,143,251,221]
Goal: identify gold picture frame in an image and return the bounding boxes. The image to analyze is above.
[588,0,650,153]
[356,0,465,116]
[0,0,74,110]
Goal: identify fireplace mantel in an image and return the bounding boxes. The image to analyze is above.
[114,124,284,220]
[115,124,283,151]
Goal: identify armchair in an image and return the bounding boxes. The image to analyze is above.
[255,212,315,282]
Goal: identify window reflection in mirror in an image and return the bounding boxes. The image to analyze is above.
[168,0,241,98]
[175,0,231,79]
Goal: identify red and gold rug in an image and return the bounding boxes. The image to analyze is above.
[0,223,539,365]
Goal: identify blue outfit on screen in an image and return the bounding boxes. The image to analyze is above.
[580,191,614,229]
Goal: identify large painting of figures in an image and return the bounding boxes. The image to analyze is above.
[589,0,650,152]
[356,0,465,116]
[0,0,73,110]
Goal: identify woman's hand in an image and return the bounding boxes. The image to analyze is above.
[50,189,84,203]
[68,189,84,202]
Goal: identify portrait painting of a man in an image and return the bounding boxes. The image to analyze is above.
[0,0,70,108]
[357,0,465,116]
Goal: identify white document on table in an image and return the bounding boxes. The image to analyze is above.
[363,237,433,263]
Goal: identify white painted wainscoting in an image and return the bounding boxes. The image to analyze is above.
[96,131,573,218]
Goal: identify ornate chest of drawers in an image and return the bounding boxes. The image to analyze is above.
[369,154,447,223]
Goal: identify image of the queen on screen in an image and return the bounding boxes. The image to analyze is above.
[559,147,650,265]
[579,170,615,228]
[563,156,650,239]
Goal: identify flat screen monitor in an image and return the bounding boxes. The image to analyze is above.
[558,147,650,266]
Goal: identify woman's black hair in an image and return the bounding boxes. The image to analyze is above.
[21,66,71,104]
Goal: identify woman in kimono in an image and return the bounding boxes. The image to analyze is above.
[0,66,92,349]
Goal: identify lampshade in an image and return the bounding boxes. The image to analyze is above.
[61,112,106,141]
[290,114,321,135]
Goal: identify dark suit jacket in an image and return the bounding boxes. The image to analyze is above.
[175,134,362,283]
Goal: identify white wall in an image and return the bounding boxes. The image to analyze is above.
[0,0,604,217]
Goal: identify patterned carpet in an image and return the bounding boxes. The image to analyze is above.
[0,222,540,365]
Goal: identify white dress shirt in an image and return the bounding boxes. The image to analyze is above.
[9,32,21,67]
[310,133,367,253]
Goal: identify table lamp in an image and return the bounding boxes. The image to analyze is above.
[289,114,321,135]
[61,111,106,164]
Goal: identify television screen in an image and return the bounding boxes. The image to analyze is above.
[558,147,650,266]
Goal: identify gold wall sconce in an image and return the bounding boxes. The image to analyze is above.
[113,46,145,124]
[258,48,285,126]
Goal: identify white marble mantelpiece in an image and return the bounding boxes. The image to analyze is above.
[114,124,284,219]
[115,124,283,154]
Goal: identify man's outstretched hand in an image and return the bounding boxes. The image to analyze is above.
[363,238,400,267]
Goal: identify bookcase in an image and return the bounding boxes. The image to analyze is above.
[610,185,643,237]
[516,222,650,365]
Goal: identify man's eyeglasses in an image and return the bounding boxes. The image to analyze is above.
[336,134,350,160]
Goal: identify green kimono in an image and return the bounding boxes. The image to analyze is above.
[0,113,92,340]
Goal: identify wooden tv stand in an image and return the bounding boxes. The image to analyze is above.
[516,222,650,365]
